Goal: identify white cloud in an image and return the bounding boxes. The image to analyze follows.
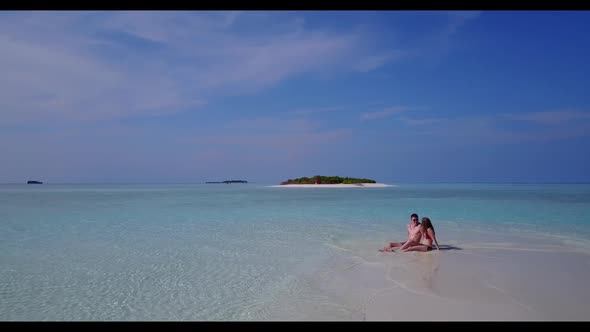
[289,106,344,115]
[354,51,404,72]
[401,117,442,126]
[360,106,411,121]
[179,115,352,154]
[388,110,590,144]
[0,19,204,124]
[504,110,590,125]
[226,117,321,133]
[0,11,399,124]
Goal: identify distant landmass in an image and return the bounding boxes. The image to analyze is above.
[280,176,376,185]
[27,180,43,184]
[206,180,248,184]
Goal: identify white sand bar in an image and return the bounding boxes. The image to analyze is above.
[258,229,590,321]
[269,183,395,188]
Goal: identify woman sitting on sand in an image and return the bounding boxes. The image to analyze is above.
[399,217,440,252]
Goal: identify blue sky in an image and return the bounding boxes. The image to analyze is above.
[1,11,589,183]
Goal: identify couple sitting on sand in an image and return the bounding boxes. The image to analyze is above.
[380,213,440,252]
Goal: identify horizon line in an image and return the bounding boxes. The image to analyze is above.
[1,181,590,185]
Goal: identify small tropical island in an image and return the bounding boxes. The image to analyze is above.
[26,180,43,184]
[206,180,248,184]
[273,176,393,188]
[281,176,376,185]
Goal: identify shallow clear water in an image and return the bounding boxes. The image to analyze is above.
[1,183,589,320]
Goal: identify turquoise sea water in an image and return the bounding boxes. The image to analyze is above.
[1,183,590,320]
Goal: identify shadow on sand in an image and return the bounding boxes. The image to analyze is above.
[438,245,462,251]
[378,245,463,252]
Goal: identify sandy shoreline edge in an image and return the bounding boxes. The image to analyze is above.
[268,183,395,188]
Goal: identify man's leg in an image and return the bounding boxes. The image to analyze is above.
[379,241,405,252]
[399,240,420,251]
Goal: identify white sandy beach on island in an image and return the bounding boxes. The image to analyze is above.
[269,183,395,188]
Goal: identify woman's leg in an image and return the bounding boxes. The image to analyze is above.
[402,244,432,252]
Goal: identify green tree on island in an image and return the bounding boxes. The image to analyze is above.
[280,176,377,185]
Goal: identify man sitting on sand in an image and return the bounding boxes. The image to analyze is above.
[379,213,422,252]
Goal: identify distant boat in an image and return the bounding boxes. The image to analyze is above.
[27,180,43,184]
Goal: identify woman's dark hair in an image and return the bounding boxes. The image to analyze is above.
[421,217,434,232]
